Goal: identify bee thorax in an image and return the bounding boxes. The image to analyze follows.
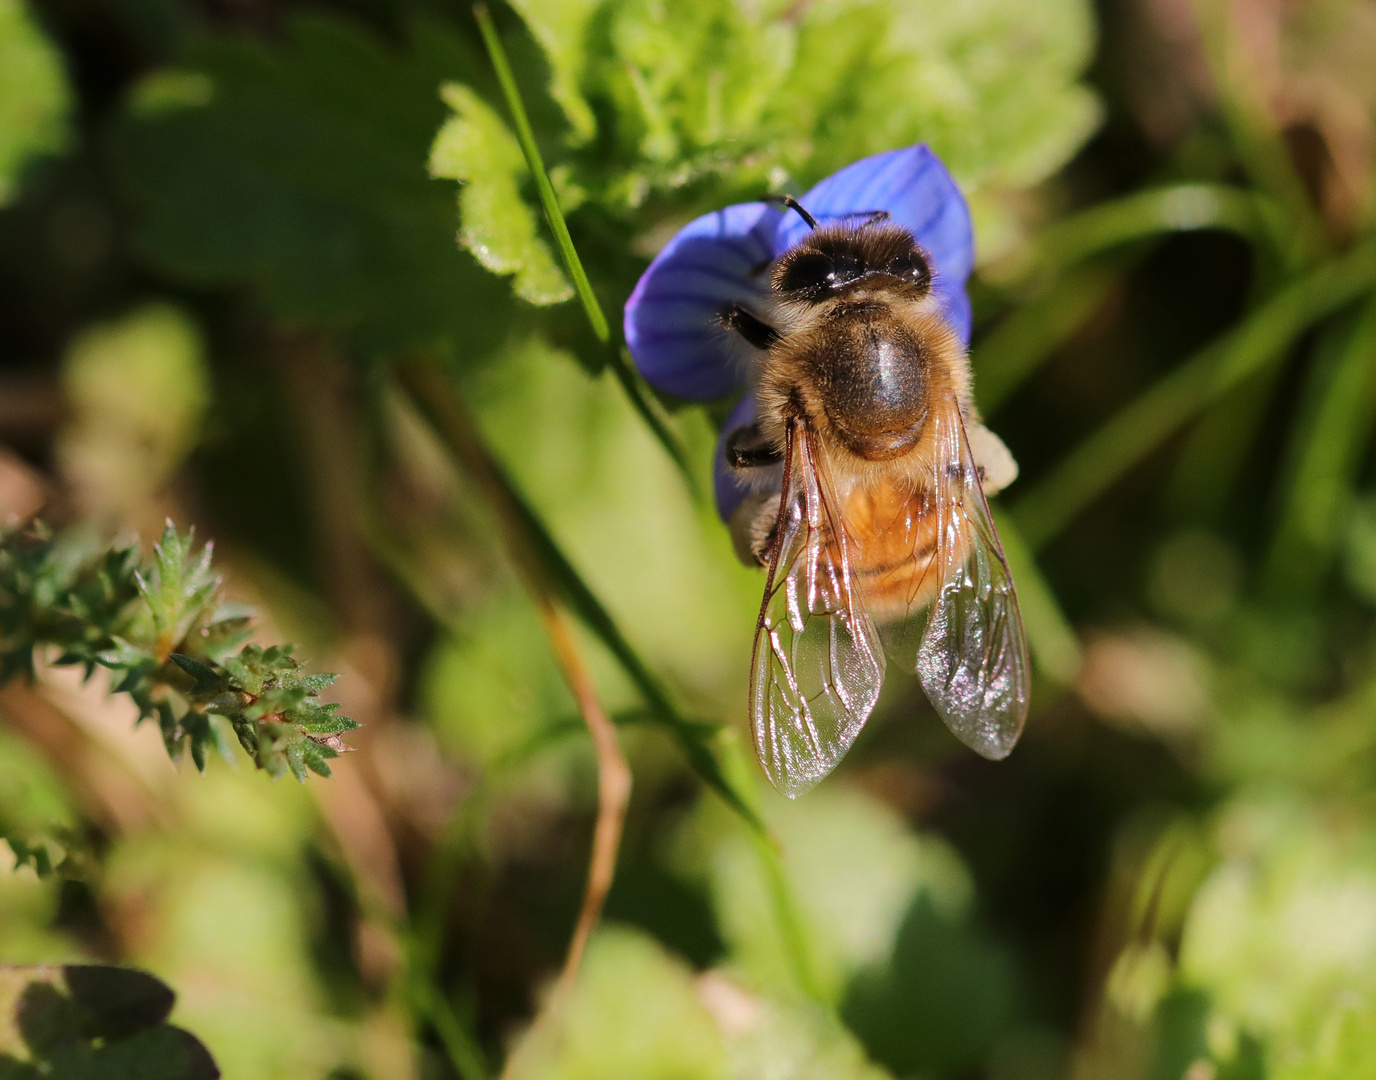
[804,307,928,460]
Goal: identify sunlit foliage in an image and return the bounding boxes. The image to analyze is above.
[2,0,1376,1078]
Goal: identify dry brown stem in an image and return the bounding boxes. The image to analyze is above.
[538,601,631,989]
[394,357,631,986]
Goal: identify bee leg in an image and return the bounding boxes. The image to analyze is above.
[720,304,780,350]
[729,491,782,567]
[725,423,784,565]
[725,422,783,469]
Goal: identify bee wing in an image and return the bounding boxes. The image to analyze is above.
[751,423,885,797]
[882,403,1030,759]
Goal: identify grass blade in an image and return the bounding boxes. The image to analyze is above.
[1262,294,1376,598]
[608,347,701,498]
[395,358,764,833]
[1013,239,1376,551]
[1163,362,1286,523]
[473,4,699,498]
[1032,184,1264,276]
[473,3,608,343]
[976,186,1265,415]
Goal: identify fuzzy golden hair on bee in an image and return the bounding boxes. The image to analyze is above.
[624,145,1029,794]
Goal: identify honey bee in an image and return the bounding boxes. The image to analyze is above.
[715,195,1029,795]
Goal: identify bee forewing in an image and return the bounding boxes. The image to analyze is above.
[882,404,1030,759]
[751,425,885,797]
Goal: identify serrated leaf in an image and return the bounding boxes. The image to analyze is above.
[301,740,338,778]
[290,705,358,735]
[430,82,574,306]
[506,0,599,142]
[6,835,53,877]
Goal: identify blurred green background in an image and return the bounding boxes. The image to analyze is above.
[3,0,1376,1076]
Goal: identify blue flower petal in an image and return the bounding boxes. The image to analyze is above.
[713,392,759,522]
[624,201,783,400]
[775,145,975,344]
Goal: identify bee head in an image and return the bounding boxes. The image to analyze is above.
[760,222,959,462]
[771,223,932,304]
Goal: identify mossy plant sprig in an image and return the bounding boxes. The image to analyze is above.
[0,520,356,781]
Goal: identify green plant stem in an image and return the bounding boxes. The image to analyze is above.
[1163,362,1285,524]
[755,828,824,999]
[410,974,488,1080]
[1012,239,1376,551]
[607,347,701,498]
[473,3,608,344]
[473,5,699,497]
[716,729,823,1001]
[394,358,762,833]
[1263,294,1376,598]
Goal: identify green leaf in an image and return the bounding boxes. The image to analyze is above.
[502,0,1101,232]
[168,652,225,694]
[472,5,608,337]
[695,783,974,1003]
[503,927,895,1080]
[586,0,796,181]
[1179,798,1376,1078]
[1263,295,1376,598]
[0,0,70,206]
[503,927,728,1080]
[714,986,893,1080]
[0,965,218,1078]
[430,82,573,306]
[782,0,1101,191]
[132,522,221,650]
[505,0,599,142]
[840,896,1021,1076]
[113,14,514,357]
[4,835,52,877]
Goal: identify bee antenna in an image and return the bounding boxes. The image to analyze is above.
[767,194,818,230]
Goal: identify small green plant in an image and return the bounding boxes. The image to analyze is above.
[0,521,355,780]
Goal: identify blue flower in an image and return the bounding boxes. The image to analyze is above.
[623,144,975,523]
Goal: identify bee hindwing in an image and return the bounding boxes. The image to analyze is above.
[882,402,1030,759]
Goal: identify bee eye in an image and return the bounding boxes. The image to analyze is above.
[779,252,835,294]
[831,254,862,283]
[888,249,932,289]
